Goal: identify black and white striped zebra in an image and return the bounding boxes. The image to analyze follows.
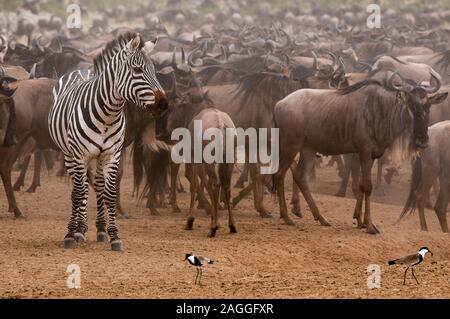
[48,33,168,251]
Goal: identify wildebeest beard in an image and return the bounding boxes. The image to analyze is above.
[364,89,413,150]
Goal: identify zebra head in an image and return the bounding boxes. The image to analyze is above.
[117,35,168,117]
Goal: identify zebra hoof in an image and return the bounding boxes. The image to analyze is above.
[111,240,123,251]
[74,232,86,244]
[97,232,107,243]
[63,237,76,249]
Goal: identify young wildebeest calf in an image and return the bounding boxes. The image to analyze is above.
[398,120,450,232]
[273,71,447,234]
[183,108,238,237]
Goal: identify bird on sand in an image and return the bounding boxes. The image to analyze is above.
[185,253,214,285]
[388,247,433,285]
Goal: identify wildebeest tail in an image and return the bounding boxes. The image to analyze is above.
[397,157,422,223]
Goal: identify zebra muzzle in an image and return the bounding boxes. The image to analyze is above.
[154,90,169,114]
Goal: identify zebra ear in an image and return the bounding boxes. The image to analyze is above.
[125,35,142,55]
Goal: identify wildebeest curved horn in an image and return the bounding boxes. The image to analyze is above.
[423,72,441,94]
[171,47,177,68]
[276,28,291,50]
[311,50,318,70]
[387,71,414,93]
[35,35,46,53]
[357,61,373,72]
[181,47,186,65]
[0,65,4,77]
[333,56,345,77]
[29,63,37,79]
[0,36,4,47]
[187,49,203,67]
[49,38,62,53]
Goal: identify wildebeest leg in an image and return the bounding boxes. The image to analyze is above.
[335,154,352,197]
[434,170,450,233]
[13,154,31,191]
[289,162,302,218]
[360,154,379,234]
[93,161,107,243]
[220,163,237,233]
[26,150,43,193]
[115,152,129,219]
[170,163,182,213]
[350,155,364,228]
[275,149,298,226]
[185,164,197,230]
[1,165,24,218]
[250,163,272,218]
[56,155,67,177]
[147,190,161,216]
[293,147,330,226]
[205,164,220,238]
[231,182,253,208]
[42,150,55,171]
[234,164,249,188]
[373,159,385,196]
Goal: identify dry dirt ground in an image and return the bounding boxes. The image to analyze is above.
[0,159,449,299]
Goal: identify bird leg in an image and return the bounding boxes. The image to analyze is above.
[195,267,200,285]
[403,266,409,285]
[199,267,203,286]
[411,268,419,285]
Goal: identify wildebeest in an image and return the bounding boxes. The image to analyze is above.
[273,70,447,234]
[183,107,237,237]
[398,120,450,233]
[0,78,57,218]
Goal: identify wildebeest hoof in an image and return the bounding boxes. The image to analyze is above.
[229,225,237,233]
[208,227,218,238]
[319,218,331,226]
[63,237,76,249]
[14,212,26,219]
[291,208,303,218]
[335,191,346,198]
[97,232,107,242]
[74,232,86,243]
[117,212,129,219]
[258,211,272,218]
[172,206,182,213]
[366,224,380,234]
[185,218,194,230]
[283,218,295,226]
[111,239,123,251]
[26,185,38,193]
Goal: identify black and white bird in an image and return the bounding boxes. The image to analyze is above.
[185,253,214,285]
[388,247,433,285]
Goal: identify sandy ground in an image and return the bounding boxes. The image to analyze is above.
[0,158,449,299]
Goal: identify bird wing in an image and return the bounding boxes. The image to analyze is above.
[395,253,420,266]
[197,255,211,265]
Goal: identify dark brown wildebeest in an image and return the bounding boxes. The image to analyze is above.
[398,120,450,233]
[273,70,447,234]
[0,78,57,218]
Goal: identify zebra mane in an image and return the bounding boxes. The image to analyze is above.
[93,32,144,75]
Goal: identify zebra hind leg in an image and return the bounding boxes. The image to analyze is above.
[94,163,108,243]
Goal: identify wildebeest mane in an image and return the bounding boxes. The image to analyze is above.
[233,72,304,111]
[436,50,450,75]
[93,31,143,75]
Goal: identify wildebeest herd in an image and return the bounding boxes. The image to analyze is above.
[1,0,450,254]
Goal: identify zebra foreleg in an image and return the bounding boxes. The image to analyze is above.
[64,161,89,248]
[103,157,123,251]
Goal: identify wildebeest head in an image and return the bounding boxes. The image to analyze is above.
[0,76,18,147]
[388,71,448,149]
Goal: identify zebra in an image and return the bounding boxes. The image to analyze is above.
[48,32,168,251]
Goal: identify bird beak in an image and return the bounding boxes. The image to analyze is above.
[430,251,433,256]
